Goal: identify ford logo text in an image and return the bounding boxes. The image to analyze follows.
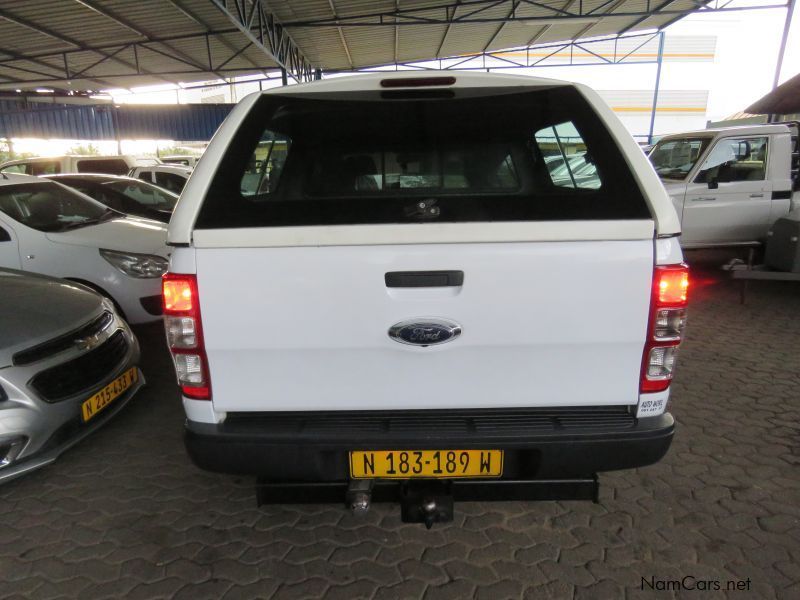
[388,319,462,347]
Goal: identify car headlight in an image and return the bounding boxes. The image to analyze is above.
[100,249,168,279]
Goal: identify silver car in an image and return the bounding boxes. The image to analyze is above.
[0,268,142,483]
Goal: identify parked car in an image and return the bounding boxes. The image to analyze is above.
[0,268,142,484]
[649,123,799,248]
[0,155,159,177]
[164,72,687,523]
[545,152,600,189]
[46,174,177,223]
[0,173,169,323]
[161,155,200,168]
[129,164,192,194]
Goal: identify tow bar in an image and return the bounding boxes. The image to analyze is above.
[256,477,599,528]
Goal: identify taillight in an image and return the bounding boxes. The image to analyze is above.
[162,273,211,400]
[641,264,689,393]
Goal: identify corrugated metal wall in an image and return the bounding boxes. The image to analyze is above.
[0,102,233,141]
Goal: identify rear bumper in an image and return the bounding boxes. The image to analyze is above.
[184,407,674,481]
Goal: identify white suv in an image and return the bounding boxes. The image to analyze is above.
[163,73,688,523]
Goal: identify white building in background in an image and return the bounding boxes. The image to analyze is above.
[597,89,710,142]
[464,33,717,142]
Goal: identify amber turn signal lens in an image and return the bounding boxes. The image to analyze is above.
[163,277,193,312]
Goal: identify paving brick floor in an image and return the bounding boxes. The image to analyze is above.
[1,253,799,599]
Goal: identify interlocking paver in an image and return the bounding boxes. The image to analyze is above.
[372,579,427,600]
[0,253,799,598]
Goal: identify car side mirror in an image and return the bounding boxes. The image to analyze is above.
[708,177,719,190]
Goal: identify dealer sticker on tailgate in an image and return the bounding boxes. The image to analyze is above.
[350,450,503,479]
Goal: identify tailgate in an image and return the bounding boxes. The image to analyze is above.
[196,237,653,412]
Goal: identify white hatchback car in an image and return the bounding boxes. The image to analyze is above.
[0,174,169,324]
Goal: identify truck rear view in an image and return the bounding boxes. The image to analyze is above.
[164,73,688,525]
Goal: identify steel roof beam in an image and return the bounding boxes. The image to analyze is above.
[525,0,574,46]
[618,0,682,35]
[315,30,663,74]
[435,1,461,58]
[209,0,315,83]
[653,0,715,31]
[0,29,263,66]
[281,0,783,26]
[482,0,520,52]
[0,6,158,89]
[395,0,400,63]
[328,0,354,68]
[72,0,227,80]
[165,0,269,74]
[0,28,285,89]
[569,0,629,43]
[0,49,67,82]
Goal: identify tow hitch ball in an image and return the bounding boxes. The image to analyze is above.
[401,481,454,528]
[346,479,373,516]
[346,480,454,528]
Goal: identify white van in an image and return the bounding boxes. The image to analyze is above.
[0,155,159,177]
[163,72,688,522]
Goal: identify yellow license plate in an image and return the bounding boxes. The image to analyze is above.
[350,450,503,479]
[81,367,138,422]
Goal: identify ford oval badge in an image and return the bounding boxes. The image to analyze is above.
[388,319,462,347]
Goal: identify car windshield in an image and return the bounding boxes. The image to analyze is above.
[103,179,178,211]
[0,181,115,232]
[649,137,711,180]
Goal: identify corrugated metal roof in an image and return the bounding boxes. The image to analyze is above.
[0,0,710,91]
[746,72,800,115]
[0,101,232,140]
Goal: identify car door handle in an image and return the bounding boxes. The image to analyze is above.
[692,197,717,202]
[385,270,464,288]
[749,193,764,198]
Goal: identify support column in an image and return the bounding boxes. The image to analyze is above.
[770,0,796,122]
[648,31,665,145]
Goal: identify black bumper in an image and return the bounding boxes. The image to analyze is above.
[185,407,674,481]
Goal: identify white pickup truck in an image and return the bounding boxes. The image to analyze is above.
[649,123,799,248]
[163,72,688,523]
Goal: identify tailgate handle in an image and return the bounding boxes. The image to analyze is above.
[385,270,464,288]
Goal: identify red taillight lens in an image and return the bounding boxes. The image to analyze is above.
[162,273,211,400]
[641,264,689,393]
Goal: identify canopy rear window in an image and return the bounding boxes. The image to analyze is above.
[196,86,650,229]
